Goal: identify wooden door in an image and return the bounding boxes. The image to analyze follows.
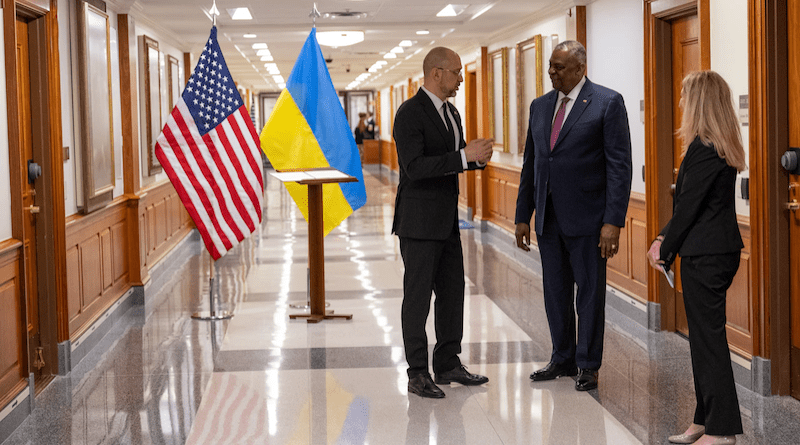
[788,0,800,400]
[670,14,701,336]
[16,16,44,381]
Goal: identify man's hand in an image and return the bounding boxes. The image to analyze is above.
[515,223,531,252]
[599,224,621,259]
[464,138,494,164]
[647,237,664,269]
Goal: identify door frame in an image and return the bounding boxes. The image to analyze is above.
[4,0,67,381]
[748,0,790,396]
[643,0,710,332]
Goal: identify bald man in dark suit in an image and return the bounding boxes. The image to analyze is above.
[393,47,493,399]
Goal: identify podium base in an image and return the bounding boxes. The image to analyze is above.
[191,311,234,321]
[289,310,352,323]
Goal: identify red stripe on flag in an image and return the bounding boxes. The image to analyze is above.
[155,135,222,260]
[172,110,244,247]
[204,129,256,234]
[222,110,264,220]
[161,118,233,253]
[236,106,265,190]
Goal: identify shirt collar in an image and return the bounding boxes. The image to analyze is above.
[421,85,446,111]
[557,76,587,103]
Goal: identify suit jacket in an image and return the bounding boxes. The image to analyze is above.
[392,89,483,240]
[659,137,744,268]
[515,78,633,237]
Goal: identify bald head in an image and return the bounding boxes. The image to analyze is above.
[422,47,463,100]
[423,47,457,78]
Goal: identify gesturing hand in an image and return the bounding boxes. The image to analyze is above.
[647,238,664,269]
[464,138,494,164]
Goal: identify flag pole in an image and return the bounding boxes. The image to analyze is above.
[192,253,233,321]
[310,3,320,28]
[212,0,217,26]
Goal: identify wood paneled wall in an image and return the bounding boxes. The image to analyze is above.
[363,139,380,165]
[607,193,648,301]
[64,181,191,341]
[380,139,398,171]
[0,240,25,409]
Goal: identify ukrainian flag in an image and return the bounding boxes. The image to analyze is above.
[261,29,366,236]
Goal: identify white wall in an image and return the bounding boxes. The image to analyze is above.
[59,0,77,216]
[0,18,11,240]
[586,0,646,195]
[710,0,750,216]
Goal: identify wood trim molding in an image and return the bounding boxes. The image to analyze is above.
[748,0,790,395]
[567,6,587,50]
[118,14,140,195]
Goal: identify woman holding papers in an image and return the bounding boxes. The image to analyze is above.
[647,71,746,445]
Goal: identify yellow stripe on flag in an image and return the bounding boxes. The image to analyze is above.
[261,91,354,236]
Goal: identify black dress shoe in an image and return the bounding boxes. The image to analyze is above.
[529,361,578,381]
[408,374,445,398]
[434,365,489,386]
[575,368,599,391]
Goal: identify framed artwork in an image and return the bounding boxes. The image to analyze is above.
[140,35,162,176]
[167,55,181,109]
[516,34,543,154]
[487,47,509,152]
[76,0,114,213]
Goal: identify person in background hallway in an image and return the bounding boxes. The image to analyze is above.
[648,70,745,445]
[514,40,633,392]
[355,112,367,163]
[392,46,494,398]
[365,110,376,139]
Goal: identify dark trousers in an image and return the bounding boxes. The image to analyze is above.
[399,231,465,378]
[681,253,743,435]
[536,197,607,369]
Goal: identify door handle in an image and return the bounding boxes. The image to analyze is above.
[785,199,800,211]
[26,205,40,214]
[670,184,676,195]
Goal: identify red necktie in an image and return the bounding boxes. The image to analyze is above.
[550,97,570,150]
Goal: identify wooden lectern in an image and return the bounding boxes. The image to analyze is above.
[270,168,357,323]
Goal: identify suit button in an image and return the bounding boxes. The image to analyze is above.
[549,157,553,161]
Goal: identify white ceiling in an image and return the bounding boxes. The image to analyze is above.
[112,0,576,92]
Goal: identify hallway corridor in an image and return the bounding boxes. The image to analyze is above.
[3,165,800,444]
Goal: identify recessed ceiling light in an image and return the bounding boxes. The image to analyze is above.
[471,4,494,20]
[391,46,404,53]
[243,34,257,38]
[252,43,269,49]
[227,8,253,20]
[436,4,469,17]
[272,75,285,83]
[316,31,365,47]
[416,30,430,35]
[256,49,272,56]
[399,40,413,47]
[383,52,397,59]
[260,55,273,61]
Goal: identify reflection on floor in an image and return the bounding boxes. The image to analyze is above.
[4,164,800,444]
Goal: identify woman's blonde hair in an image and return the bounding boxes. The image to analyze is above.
[678,70,747,172]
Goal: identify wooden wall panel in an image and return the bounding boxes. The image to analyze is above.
[66,246,81,321]
[66,201,130,339]
[726,221,753,357]
[380,140,398,171]
[484,163,520,233]
[139,181,193,269]
[101,229,113,291]
[607,194,648,301]
[363,139,380,164]
[0,245,23,404]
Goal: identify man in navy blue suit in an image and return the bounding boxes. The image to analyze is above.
[514,40,632,391]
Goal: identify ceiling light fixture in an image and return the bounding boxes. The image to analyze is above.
[471,3,494,20]
[243,34,257,38]
[316,30,365,47]
[436,4,469,17]
[399,40,413,47]
[227,8,253,20]
[416,30,430,35]
[383,52,396,59]
[252,43,269,49]
[260,55,273,62]
[256,49,272,56]
[391,46,404,53]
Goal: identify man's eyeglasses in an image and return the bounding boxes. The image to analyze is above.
[436,67,462,77]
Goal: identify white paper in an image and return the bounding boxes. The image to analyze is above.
[305,169,350,180]
[660,265,675,288]
[269,171,312,183]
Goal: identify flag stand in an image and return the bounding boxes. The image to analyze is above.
[289,267,331,309]
[192,257,233,321]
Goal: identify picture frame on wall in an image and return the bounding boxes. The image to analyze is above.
[487,47,509,152]
[167,55,181,109]
[140,35,162,176]
[76,0,114,213]
[516,34,543,154]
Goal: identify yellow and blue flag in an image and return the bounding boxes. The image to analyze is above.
[260,29,366,236]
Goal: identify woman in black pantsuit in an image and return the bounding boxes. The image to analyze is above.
[648,71,746,445]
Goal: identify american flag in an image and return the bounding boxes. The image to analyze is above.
[155,27,264,260]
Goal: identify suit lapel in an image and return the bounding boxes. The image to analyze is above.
[552,79,594,152]
[448,103,463,147]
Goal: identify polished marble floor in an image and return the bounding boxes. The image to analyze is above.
[4,165,800,444]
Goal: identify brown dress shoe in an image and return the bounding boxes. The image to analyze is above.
[575,368,599,391]
[530,361,578,381]
[434,365,489,385]
[408,374,445,398]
